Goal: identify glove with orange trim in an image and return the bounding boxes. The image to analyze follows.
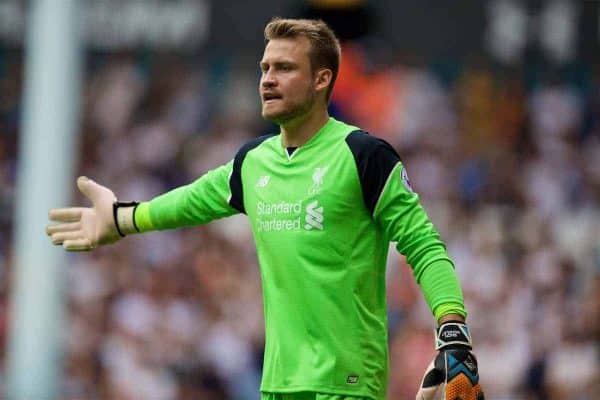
[416,321,484,400]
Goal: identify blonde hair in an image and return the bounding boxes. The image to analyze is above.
[264,17,341,101]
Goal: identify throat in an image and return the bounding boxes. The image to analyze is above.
[280,111,330,147]
[286,147,297,156]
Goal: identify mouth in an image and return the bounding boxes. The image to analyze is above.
[262,92,282,103]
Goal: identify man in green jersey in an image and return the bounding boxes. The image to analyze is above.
[47,18,484,400]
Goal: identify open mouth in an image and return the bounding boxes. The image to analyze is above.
[263,93,282,102]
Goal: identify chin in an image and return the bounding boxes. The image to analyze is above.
[261,102,309,124]
[262,108,290,124]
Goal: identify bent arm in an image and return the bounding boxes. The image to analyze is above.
[373,162,466,321]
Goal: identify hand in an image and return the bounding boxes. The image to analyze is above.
[46,176,121,251]
[416,322,484,400]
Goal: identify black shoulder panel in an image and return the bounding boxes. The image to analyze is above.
[229,134,277,214]
[345,130,401,215]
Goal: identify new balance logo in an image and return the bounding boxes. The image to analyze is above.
[304,200,323,230]
[256,175,270,188]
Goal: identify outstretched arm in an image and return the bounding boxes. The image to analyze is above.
[47,160,240,251]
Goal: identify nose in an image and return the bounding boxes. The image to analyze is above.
[261,70,276,89]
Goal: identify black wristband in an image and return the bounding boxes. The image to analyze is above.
[131,203,140,233]
[113,201,140,237]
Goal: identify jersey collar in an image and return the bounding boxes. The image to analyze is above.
[279,117,336,160]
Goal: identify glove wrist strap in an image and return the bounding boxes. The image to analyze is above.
[435,321,472,350]
[113,201,140,237]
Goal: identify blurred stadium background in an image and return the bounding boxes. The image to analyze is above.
[1,0,599,399]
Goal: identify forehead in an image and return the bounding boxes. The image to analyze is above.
[261,37,311,63]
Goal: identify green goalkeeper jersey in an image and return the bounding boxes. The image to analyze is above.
[134,117,466,399]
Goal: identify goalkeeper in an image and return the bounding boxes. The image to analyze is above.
[47,18,484,400]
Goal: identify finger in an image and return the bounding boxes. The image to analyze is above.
[415,386,441,400]
[49,207,86,222]
[63,238,93,252]
[50,230,84,245]
[77,176,114,205]
[46,222,81,236]
[446,378,481,400]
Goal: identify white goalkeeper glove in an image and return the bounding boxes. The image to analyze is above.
[416,321,484,400]
[46,176,139,251]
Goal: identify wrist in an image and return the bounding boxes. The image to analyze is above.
[113,201,140,236]
[435,321,472,350]
[437,313,465,326]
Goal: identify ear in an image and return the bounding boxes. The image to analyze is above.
[314,68,333,93]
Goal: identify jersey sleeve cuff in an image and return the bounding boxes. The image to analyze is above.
[433,302,468,322]
[134,202,155,232]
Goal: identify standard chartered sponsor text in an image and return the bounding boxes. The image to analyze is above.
[256,200,303,232]
[257,200,302,215]
[257,217,302,232]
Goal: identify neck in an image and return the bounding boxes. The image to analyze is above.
[280,107,330,148]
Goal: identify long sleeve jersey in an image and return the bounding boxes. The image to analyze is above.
[134,117,466,399]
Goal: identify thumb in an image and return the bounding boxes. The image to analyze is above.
[76,176,115,205]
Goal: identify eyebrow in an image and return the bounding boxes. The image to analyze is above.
[259,60,297,69]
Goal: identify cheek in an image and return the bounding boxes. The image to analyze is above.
[288,77,312,98]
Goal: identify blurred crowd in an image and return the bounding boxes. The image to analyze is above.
[1,38,599,399]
